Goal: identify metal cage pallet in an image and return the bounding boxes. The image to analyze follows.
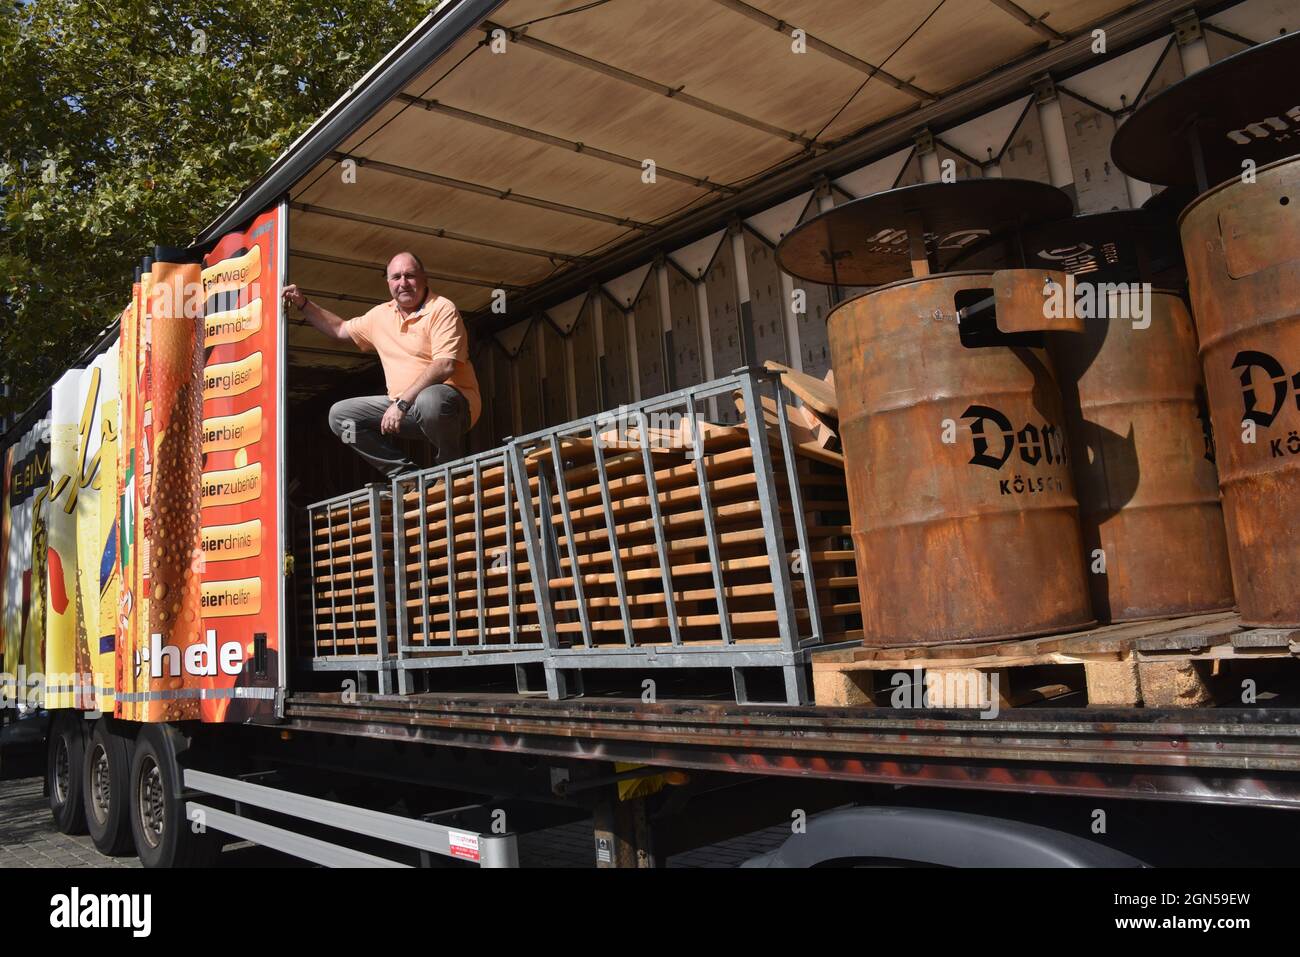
[296,484,397,692]
[296,369,862,704]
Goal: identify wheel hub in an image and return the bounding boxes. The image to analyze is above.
[53,737,70,805]
[136,757,165,849]
[90,744,112,825]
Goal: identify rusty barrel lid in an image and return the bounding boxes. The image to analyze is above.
[1111,31,1300,192]
[952,209,1185,286]
[774,179,1073,287]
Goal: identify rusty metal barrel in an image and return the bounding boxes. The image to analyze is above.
[1113,32,1300,626]
[1019,212,1234,622]
[778,180,1093,646]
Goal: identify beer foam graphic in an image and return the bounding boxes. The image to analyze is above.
[200,520,261,563]
[202,352,263,401]
[204,298,262,347]
[115,293,138,719]
[145,260,205,723]
[200,408,262,454]
[200,577,261,618]
[74,357,118,710]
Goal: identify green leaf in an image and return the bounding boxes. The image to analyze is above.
[1,0,429,413]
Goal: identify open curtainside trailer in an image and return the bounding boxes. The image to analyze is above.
[3,0,1300,867]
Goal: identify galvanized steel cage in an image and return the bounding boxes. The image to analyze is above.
[296,370,857,704]
[297,484,396,691]
[389,444,549,694]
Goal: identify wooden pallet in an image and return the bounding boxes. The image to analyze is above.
[526,406,859,651]
[812,612,1300,709]
[297,492,397,657]
[296,382,863,694]
[393,457,544,652]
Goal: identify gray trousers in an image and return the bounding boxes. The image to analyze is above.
[329,385,468,477]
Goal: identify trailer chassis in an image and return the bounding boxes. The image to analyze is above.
[281,691,1300,810]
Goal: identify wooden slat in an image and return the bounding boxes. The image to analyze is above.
[396,446,663,521]
[310,531,394,554]
[551,608,824,633]
[400,497,765,559]
[1133,618,1245,652]
[311,553,380,572]
[398,424,842,527]
[392,447,842,546]
[763,360,839,419]
[1232,629,1300,649]
[544,532,850,579]
[813,612,1245,670]
[396,459,798,544]
[550,553,771,588]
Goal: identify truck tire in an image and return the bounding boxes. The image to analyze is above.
[83,720,136,855]
[47,714,88,835]
[740,806,1147,868]
[128,726,220,868]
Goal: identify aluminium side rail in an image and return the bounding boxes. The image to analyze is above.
[183,769,518,867]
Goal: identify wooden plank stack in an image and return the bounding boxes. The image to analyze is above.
[392,450,545,655]
[296,370,864,692]
[522,374,861,652]
[299,488,396,659]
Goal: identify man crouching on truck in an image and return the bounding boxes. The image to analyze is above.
[283,251,481,477]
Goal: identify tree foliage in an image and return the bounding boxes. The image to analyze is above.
[1,0,433,414]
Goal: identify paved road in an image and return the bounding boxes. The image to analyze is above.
[1,774,141,868]
[0,758,302,867]
[1,753,788,868]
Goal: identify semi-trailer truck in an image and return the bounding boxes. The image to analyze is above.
[3,0,1299,868]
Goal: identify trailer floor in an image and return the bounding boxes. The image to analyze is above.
[283,689,1300,809]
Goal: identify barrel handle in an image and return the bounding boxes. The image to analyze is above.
[991,268,1085,334]
[1219,200,1300,280]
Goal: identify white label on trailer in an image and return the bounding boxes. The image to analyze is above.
[449,831,481,863]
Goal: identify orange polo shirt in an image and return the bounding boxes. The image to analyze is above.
[345,294,481,428]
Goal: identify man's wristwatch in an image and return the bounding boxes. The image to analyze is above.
[394,398,412,413]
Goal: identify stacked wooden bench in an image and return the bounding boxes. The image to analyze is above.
[524,403,860,654]
[296,368,864,703]
[299,487,396,662]
[391,447,546,657]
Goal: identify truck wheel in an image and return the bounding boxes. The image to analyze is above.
[47,714,88,835]
[83,720,135,855]
[128,728,220,868]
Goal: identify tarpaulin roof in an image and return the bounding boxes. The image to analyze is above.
[198,0,1207,384]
